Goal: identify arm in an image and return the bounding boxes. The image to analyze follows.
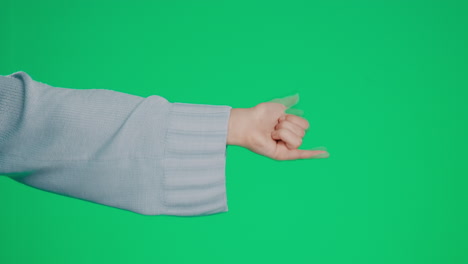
[0,71,231,216]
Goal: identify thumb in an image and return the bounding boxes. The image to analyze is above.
[285,108,304,117]
[267,93,300,109]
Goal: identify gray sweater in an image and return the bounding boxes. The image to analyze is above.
[0,71,232,216]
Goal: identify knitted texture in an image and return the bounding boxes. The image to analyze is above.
[0,72,232,216]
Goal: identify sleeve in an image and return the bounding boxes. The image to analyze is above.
[0,71,232,216]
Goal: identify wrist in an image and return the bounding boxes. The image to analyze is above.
[227,108,249,146]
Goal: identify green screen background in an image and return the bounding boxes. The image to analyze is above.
[1,1,467,263]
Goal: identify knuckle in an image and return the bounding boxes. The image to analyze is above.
[272,152,284,161]
[253,103,269,116]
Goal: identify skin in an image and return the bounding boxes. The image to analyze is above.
[227,102,330,161]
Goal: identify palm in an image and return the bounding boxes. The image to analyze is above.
[242,103,283,158]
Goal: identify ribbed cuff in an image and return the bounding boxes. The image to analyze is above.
[161,102,232,216]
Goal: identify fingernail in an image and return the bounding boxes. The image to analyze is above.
[308,152,330,159]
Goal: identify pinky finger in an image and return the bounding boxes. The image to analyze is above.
[289,149,329,160]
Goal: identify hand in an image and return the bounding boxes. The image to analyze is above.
[227,93,329,160]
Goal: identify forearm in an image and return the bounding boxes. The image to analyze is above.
[0,71,232,216]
